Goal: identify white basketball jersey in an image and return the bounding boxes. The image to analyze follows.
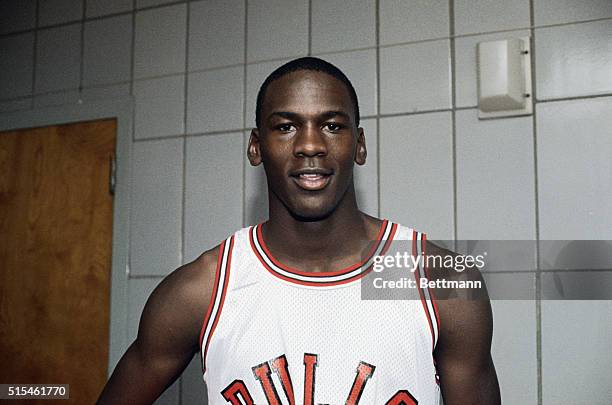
[199,220,441,405]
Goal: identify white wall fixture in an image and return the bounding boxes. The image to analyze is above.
[477,37,532,119]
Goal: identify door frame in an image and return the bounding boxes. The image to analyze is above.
[0,98,133,376]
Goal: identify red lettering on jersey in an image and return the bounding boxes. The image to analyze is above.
[221,354,420,405]
[270,354,295,405]
[221,379,254,405]
[345,361,376,405]
[385,390,418,404]
[252,361,282,405]
[303,353,318,405]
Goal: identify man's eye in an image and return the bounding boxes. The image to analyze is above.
[277,124,295,132]
[324,123,342,132]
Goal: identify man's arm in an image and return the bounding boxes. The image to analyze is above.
[426,241,501,405]
[96,246,220,404]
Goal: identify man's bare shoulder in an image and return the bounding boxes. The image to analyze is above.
[424,240,492,349]
[156,244,223,313]
[137,243,224,350]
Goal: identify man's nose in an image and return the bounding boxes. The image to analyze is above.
[293,124,327,157]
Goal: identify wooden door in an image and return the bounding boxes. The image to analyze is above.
[0,119,116,403]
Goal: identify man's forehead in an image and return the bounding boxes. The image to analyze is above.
[262,71,354,114]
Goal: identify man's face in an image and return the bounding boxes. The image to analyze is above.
[248,70,366,220]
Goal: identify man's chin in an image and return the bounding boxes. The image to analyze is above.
[287,202,336,222]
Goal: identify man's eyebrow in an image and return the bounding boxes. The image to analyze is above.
[267,111,300,121]
[320,110,351,121]
[266,110,352,121]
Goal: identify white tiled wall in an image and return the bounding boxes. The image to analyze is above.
[188,0,244,71]
[541,301,612,405]
[379,0,449,44]
[130,138,184,276]
[310,0,375,54]
[134,4,187,79]
[184,133,244,263]
[187,67,244,134]
[455,110,536,240]
[85,0,132,18]
[83,14,132,87]
[380,112,454,240]
[0,32,34,98]
[454,0,530,35]
[380,39,451,113]
[535,20,612,100]
[35,24,81,93]
[133,75,185,139]
[0,0,36,34]
[2,1,611,404]
[536,97,612,241]
[246,0,308,62]
[38,0,82,27]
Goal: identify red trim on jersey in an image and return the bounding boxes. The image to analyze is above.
[199,239,225,350]
[421,233,442,385]
[200,235,235,373]
[421,233,441,336]
[412,231,441,386]
[258,219,389,277]
[249,220,397,286]
[412,230,436,353]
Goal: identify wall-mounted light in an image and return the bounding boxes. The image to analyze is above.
[477,37,532,119]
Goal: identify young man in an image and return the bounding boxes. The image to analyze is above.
[97,57,500,404]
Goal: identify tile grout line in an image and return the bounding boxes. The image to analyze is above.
[530,0,543,402]
[125,0,137,277]
[375,0,380,218]
[242,0,249,228]
[129,0,137,143]
[78,0,86,95]
[536,93,612,103]
[181,1,191,268]
[178,1,191,401]
[29,0,40,110]
[449,0,458,244]
[307,0,312,56]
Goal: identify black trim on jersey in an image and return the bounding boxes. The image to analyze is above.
[385,390,418,405]
[270,354,295,405]
[250,220,397,286]
[303,353,318,405]
[220,379,254,405]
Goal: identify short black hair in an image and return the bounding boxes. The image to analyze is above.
[255,56,360,128]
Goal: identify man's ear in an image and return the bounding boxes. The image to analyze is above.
[247,128,263,166]
[354,127,367,166]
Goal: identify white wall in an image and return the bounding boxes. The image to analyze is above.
[1,0,611,404]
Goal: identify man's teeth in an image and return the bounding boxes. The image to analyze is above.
[300,173,323,178]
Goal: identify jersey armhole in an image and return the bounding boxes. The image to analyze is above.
[199,235,235,375]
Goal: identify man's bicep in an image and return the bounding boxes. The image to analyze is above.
[435,297,500,405]
[135,271,201,363]
[98,250,219,404]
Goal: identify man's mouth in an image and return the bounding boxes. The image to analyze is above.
[290,169,333,191]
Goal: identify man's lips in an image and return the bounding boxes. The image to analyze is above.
[290,169,333,191]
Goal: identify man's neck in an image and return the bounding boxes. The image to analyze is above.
[262,191,383,273]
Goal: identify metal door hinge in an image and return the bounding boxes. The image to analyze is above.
[109,155,116,195]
